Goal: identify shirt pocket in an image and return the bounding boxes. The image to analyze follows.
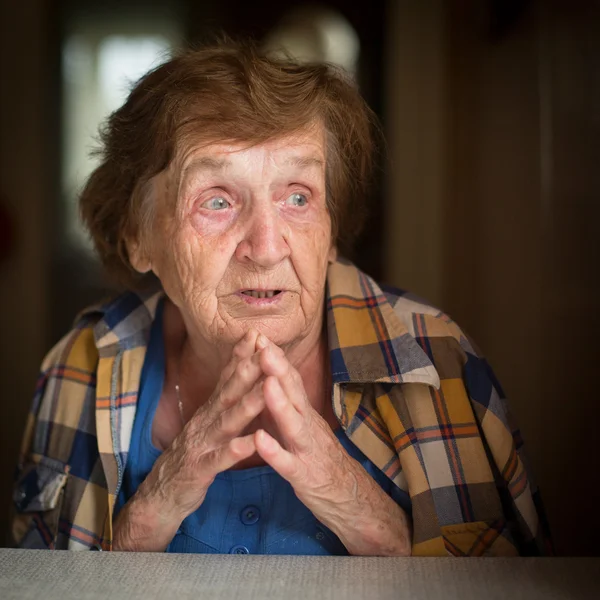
[12,456,69,549]
[266,515,349,556]
[166,529,220,554]
[441,519,519,556]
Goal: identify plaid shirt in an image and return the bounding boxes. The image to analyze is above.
[10,259,551,555]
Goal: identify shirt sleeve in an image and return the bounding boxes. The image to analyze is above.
[461,345,554,555]
[8,325,98,550]
[396,309,554,557]
[9,367,68,549]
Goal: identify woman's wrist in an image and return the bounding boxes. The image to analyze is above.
[112,486,182,552]
[337,504,412,557]
[321,461,413,557]
[330,499,412,556]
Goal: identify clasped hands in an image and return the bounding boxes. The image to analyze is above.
[114,329,411,556]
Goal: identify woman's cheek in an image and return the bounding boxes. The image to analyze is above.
[168,232,229,298]
[189,208,237,236]
[285,207,331,243]
[188,212,242,264]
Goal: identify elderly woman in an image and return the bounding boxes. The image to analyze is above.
[11,41,550,556]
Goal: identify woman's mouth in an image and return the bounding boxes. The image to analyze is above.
[238,289,284,304]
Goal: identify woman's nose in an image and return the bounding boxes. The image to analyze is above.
[235,203,290,268]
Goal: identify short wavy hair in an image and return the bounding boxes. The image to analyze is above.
[80,39,379,289]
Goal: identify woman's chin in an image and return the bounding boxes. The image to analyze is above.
[233,318,303,348]
[216,300,310,348]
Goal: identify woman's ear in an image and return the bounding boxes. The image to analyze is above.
[127,237,152,274]
[328,244,338,264]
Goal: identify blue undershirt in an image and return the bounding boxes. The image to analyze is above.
[117,299,411,555]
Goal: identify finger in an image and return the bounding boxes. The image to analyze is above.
[234,328,261,359]
[259,344,308,413]
[205,434,257,477]
[207,382,265,446]
[255,333,270,351]
[254,429,305,483]
[262,376,310,451]
[207,350,265,419]
[219,329,261,383]
[214,351,264,413]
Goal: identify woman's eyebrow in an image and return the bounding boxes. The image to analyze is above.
[181,157,230,183]
[284,155,324,170]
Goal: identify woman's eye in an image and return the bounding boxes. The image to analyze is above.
[201,197,231,210]
[285,193,308,207]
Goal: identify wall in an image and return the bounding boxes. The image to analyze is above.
[0,0,52,540]
[384,1,446,307]
[534,0,600,556]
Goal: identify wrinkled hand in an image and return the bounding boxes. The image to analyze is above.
[145,329,269,518]
[253,339,368,538]
[114,329,268,551]
[253,336,412,556]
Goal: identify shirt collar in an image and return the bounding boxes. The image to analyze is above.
[79,285,163,352]
[326,259,440,389]
[84,259,440,389]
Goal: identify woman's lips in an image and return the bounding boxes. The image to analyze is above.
[237,289,285,305]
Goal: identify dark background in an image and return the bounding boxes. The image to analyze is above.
[1,0,599,556]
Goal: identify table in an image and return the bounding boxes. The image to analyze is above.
[1,548,599,600]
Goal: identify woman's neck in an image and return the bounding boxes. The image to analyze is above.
[162,298,331,418]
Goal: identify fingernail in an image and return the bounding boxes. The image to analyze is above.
[256,334,269,349]
[259,430,275,450]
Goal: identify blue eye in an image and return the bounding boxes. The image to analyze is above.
[285,193,308,207]
[202,197,231,210]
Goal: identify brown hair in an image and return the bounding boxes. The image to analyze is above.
[80,38,379,289]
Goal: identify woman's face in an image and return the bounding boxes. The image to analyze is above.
[135,127,334,351]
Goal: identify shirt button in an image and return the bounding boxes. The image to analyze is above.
[240,505,260,525]
[230,545,250,554]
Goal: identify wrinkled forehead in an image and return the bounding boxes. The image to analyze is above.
[170,123,328,184]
